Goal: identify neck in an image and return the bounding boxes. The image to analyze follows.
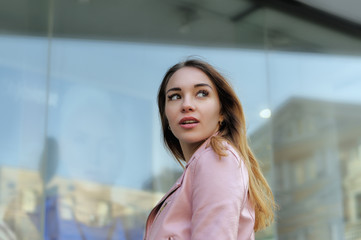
[180,140,205,163]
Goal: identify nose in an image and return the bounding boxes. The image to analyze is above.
[181,96,195,112]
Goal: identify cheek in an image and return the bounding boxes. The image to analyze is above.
[209,101,222,121]
[165,107,174,124]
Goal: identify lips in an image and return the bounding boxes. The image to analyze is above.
[179,117,199,125]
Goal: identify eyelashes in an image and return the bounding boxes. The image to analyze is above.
[197,89,209,97]
[167,89,209,101]
[167,93,181,101]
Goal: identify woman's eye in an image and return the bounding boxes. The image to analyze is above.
[167,94,181,101]
[196,90,209,98]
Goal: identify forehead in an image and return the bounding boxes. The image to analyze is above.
[166,67,215,89]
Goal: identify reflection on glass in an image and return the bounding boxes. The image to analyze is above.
[0,29,360,240]
[252,97,361,240]
[57,86,122,184]
[43,85,130,240]
[0,36,47,239]
[2,169,42,240]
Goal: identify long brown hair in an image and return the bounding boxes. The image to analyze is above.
[157,59,275,231]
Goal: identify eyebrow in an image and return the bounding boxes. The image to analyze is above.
[166,83,213,94]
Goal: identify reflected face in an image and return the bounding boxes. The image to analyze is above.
[165,67,222,150]
[59,104,120,184]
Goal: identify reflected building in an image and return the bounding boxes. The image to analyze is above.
[0,166,163,240]
[250,116,275,240]
[0,82,155,240]
[0,167,42,239]
[251,97,361,240]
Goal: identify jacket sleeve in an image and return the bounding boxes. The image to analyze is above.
[190,148,249,240]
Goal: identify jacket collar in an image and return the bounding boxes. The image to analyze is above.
[185,132,218,168]
[144,133,219,239]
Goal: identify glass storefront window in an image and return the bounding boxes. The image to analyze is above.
[1,1,361,240]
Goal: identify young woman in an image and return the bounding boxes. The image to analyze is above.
[144,59,275,240]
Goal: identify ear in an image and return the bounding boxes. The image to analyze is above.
[219,114,224,123]
[218,115,224,126]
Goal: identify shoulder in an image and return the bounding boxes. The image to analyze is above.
[189,140,248,181]
[188,139,250,201]
[194,140,242,167]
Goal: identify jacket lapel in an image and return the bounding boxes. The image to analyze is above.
[144,170,185,239]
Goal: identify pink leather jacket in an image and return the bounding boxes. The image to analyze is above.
[144,137,255,240]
